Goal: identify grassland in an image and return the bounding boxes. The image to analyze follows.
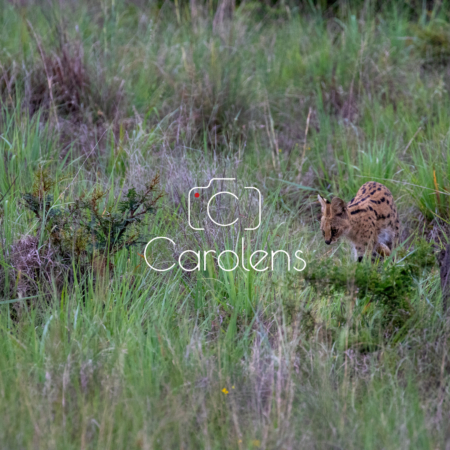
[1,1,450,448]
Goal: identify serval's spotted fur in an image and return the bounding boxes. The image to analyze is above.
[318,181,400,261]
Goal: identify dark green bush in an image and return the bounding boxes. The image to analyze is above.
[303,239,436,333]
[21,167,163,276]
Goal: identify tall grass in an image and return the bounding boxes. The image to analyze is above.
[1,1,450,448]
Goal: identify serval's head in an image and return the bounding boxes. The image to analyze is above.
[318,195,350,245]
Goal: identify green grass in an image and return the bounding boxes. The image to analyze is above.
[1,0,450,448]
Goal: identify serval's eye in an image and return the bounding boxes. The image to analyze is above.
[331,227,338,236]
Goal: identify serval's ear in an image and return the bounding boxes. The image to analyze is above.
[318,195,327,213]
[331,197,346,215]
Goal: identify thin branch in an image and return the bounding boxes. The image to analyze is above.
[298,107,312,179]
[402,126,422,156]
[0,174,18,204]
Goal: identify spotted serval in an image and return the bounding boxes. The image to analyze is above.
[318,181,400,261]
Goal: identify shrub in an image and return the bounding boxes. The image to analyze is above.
[1,36,125,123]
[412,22,450,66]
[10,167,163,297]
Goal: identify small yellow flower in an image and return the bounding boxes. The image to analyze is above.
[232,385,235,389]
[278,148,282,153]
[251,440,261,447]
[222,388,229,395]
[238,439,242,443]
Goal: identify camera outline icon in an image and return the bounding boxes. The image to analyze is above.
[188,178,262,231]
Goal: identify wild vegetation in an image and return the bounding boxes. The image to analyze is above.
[1,0,450,448]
